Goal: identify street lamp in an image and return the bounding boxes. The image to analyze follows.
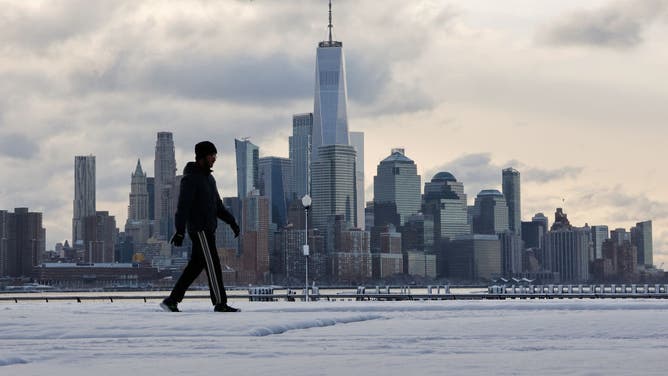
[301,194,312,302]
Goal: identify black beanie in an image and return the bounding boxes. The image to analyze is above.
[195,141,217,160]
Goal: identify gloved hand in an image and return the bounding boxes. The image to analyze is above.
[231,222,240,238]
[170,233,185,247]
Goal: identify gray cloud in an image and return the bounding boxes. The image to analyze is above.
[523,166,583,183]
[540,0,668,48]
[425,153,583,200]
[573,186,668,222]
[0,1,122,50]
[0,133,40,159]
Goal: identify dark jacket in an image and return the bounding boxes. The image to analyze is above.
[174,161,237,234]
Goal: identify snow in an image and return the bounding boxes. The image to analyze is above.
[2,298,668,375]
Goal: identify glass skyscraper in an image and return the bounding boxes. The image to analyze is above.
[154,132,176,240]
[349,131,365,229]
[312,1,349,160]
[235,138,260,201]
[311,145,357,231]
[373,148,421,226]
[289,113,312,199]
[472,189,510,235]
[502,168,521,236]
[423,172,470,242]
[258,157,293,228]
[73,155,95,246]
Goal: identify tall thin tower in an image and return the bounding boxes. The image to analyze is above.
[312,0,350,160]
[502,168,521,236]
[73,155,96,246]
[128,159,149,221]
[154,132,176,240]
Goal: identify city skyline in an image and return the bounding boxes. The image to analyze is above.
[0,0,666,266]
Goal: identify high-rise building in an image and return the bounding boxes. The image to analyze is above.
[311,145,357,231]
[125,159,152,245]
[235,138,260,201]
[502,168,521,236]
[498,231,523,277]
[423,172,470,243]
[289,113,313,199]
[373,148,421,226]
[241,190,270,283]
[591,225,609,260]
[259,157,293,229]
[128,159,149,221]
[631,220,653,267]
[312,0,350,160]
[0,210,9,276]
[543,225,592,283]
[401,213,435,253]
[0,208,46,277]
[349,131,365,229]
[73,155,96,246]
[532,212,549,229]
[146,177,155,220]
[82,211,117,263]
[446,234,502,281]
[154,132,176,240]
[471,190,509,235]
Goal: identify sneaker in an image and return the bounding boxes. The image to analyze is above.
[214,303,240,312]
[160,298,180,312]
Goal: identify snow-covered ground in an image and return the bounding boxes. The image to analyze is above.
[2,298,668,375]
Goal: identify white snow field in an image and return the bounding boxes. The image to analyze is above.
[2,298,668,375]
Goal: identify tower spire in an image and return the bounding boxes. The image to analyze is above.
[328,0,333,43]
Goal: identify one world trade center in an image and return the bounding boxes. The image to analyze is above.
[312,0,349,160]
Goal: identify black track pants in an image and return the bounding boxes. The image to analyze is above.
[169,230,227,305]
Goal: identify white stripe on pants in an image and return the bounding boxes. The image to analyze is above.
[198,231,223,305]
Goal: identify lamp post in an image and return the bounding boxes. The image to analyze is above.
[301,194,312,302]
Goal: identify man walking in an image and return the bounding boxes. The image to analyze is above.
[161,141,241,312]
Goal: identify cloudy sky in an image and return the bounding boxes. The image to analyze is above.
[1,0,667,265]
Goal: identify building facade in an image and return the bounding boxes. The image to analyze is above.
[0,208,46,277]
[311,145,357,230]
[289,113,313,200]
[502,168,521,236]
[423,172,470,243]
[631,220,653,267]
[349,131,365,229]
[259,157,293,229]
[154,132,176,240]
[73,155,96,246]
[373,148,421,226]
[471,190,509,235]
[312,2,350,159]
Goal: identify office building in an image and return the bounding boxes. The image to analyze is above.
[471,190,509,235]
[446,234,502,282]
[591,225,609,260]
[312,0,350,160]
[82,211,117,263]
[631,220,653,267]
[73,155,96,245]
[502,168,521,236]
[235,138,260,201]
[259,157,293,229]
[311,145,357,230]
[543,224,592,283]
[350,131,365,229]
[0,208,46,277]
[154,132,176,240]
[373,148,421,226]
[423,172,470,243]
[289,113,313,199]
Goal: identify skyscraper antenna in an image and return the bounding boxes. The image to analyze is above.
[328,0,333,43]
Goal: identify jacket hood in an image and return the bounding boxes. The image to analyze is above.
[183,161,211,175]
